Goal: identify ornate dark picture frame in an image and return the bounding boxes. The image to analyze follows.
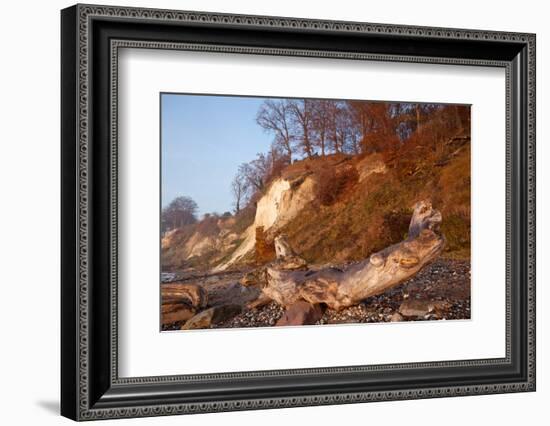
[61,4,536,421]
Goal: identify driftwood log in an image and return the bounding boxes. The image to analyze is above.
[161,283,208,326]
[263,200,445,311]
[161,283,208,308]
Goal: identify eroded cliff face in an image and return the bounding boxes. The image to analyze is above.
[162,153,394,272]
[161,174,317,272]
[161,229,179,250]
[214,175,316,271]
[183,232,219,259]
[163,141,471,273]
[161,218,240,270]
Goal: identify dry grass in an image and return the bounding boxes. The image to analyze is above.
[280,134,471,264]
[316,165,359,206]
[163,127,471,270]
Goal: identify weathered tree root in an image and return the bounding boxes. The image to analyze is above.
[263,200,445,311]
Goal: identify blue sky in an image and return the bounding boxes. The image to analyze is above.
[161,94,273,216]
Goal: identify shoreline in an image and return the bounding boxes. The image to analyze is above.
[161,258,471,331]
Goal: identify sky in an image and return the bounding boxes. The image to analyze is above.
[161,94,273,216]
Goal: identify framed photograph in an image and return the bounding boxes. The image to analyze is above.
[61,4,536,421]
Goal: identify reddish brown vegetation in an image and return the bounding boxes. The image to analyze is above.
[316,164,359,206]
[162,102,471,272]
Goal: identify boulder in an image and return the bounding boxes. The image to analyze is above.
[275,301,324,326]
[398,299,450,318]
[246,293,272,310]
[180,309,213,330]
[390,312,404,322]
[181,304,243,330]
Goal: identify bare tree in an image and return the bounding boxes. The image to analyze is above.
[232,148,292,214]
[341,102,361,154]
[310,100,332,156]
[161,196,198,232]
[326,101,351,154]
[360,103,401,152]
[256,100,295,161]
[346,100,373,153]
[288,99,315,159]
[265,142,291,180]
[231,172,249,214]
[255,98,461,163]
[390,103,444,140]
[238,153,270,194]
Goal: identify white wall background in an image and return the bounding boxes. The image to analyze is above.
[0,0,547,424]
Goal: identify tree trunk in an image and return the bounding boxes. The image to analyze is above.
[263,200,445,311]
[284,139,293,163]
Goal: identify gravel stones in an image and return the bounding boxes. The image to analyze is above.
[164,258,470,330]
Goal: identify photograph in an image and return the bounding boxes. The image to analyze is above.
[160,94,472,331]
[57,3,536,421]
